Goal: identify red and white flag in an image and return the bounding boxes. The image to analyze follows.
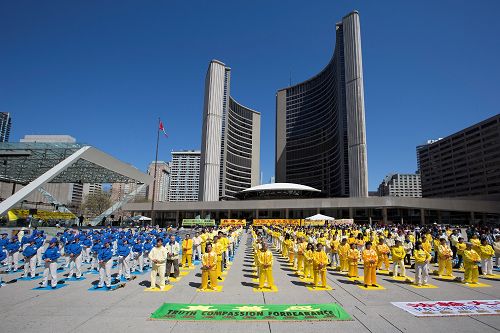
[159,120,168,138]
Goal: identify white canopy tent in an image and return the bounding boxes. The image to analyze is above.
[305,213,335,221]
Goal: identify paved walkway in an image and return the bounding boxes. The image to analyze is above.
[0,232,499,333]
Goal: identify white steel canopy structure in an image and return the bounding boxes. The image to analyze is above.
[0,142,152,216]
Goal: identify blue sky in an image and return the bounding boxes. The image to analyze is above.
[1,0,499,191]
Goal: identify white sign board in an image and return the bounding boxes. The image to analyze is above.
[392,300,500,317]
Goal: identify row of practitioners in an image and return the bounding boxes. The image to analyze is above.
[267,226,497,276]
[0,226,241,289]
[263,227,493,287]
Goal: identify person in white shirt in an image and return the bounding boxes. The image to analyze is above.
[192,232,202,261]
[164,235,180,281]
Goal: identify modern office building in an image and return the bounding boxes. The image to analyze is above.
[276,11,368,198]
[147,161,170,202]
[0,113,12,142]
[417,114,500,198]
[199,60,261,201]
[168,150,200,202]
[82,183,103,196]
[110,182,147,202]
[378,173,422,198]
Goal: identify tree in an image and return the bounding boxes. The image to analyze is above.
[81,191,111,218]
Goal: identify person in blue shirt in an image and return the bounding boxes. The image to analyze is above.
[82,236,92,263]
[0,248,6,286]
[98,240,113,288]
[90,238,102,271]
[63,240,72,268]
[21,233,31,251]
[67,236,83,279]
[41,238,61,288]
[131,238,144,272]
[117,239,131,280]
[34,233,46,267]
[22,239,38,278]
[6,236,21,272]
[143,238,153,269]
[0,233,9,251]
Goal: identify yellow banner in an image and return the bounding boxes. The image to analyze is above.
[220,219,246,226]
[10,209,76,221]
[253,219,302,226]
[302,220,326,226]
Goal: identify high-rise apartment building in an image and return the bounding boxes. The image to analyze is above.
[378,173,422,198]
[275,11,368,198]
[0,112,12,142]
[168,150,200,202]
[417,114,500,198]
[199,60,261,201]
[147,161,170,202]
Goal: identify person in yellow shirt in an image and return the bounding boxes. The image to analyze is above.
[338,238,350,272]
[463,242,481,284]
[296,237,307,275]
[329,236,340,268]
[312,243,328,288]
[470,234,481,253]
[347,243,360,278]
[376,238,390,271]
[212,236,224,280]
[437,238,453,277]
[422,238,432,256]
[413,241,431,286]
[200,231,208,255]
[303,243,314,280]
[362,242,378,288]
[257,243,274,289]
[391,240,406,277]
[478,238,494,276]
[355,234,365,253]
[200,243,218,290]
[454,237,466,269]
[287,237,296,266]
[347,234,356,245]
[282,235,290,258]
[181,234,193,268]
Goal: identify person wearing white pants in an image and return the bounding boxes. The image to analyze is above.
[22,240,38,278]
[193,233,202,261]
[98,241,113,288]
[5,237,20,271]
[131,239,144,272]
[67,238,83,279]
[35,234,45,267]
[41,239,61,288]
[90,239,101,271]
[149,238,168,289]
[117,239,132,280]
[479,239,494,276]
[414,243,431,286]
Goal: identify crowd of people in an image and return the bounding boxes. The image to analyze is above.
[0,223,498,291]
[0,226,242,290]
[256,223,499,288]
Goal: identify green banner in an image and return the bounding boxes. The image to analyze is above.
[181,219,215,227]
[151,303,351,321]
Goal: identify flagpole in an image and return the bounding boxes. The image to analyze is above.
[150,117,160,226]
